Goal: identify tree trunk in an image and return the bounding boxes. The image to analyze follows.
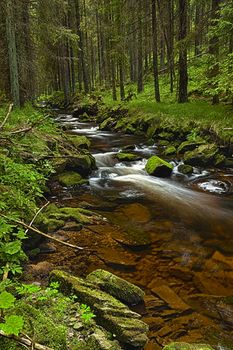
[137,1,143,93]
[5,0,20,107]
[178,0,188,103]
[152,0,160,102]
[209,0,220,105]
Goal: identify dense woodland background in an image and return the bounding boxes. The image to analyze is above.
[0,0,232,107]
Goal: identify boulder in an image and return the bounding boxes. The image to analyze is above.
[183,144,220,166]
[163,343,214,350]
[50,270,149,349]
[145,156,173,177]
[86,269,145,305]
[100,117,117,131]
[177,141,204,154]
[57,171,88,187]
[164,146,177,156]
[158,132,175,141]
[114,153,142,162]
[67,135,91,150]
[178,164,193,175]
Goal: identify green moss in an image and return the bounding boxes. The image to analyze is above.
[145,156,173,177]
[177,141,203,154]
[67,135,91,150]
[114,153,141,162]
[86,269,145,305]
[164,146,177,156]
[178,164,193,175]
[58,171,88,187]
[183,144,219,166]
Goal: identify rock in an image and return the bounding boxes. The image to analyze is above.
[50,270,149,349]
[163,343,214,350]
[178,164,193,175]
[57,171,88,187]
[145,156,173,177]
[164,146,177,156]
[183,144,219,166]
[158,132,175,141]
[148,285,190,311]
[100,117,117,131]
[177,141,204,154]
[86,269,145,305]
[67,135,91,150]
[159,140,170,147]
[114,153,142,162]
[87,328,122,350]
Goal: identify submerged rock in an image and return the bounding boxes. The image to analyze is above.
[163,343,214,350]
[86,269,145,305]
[114,152,142,162]
[50,270,149,349]
[145,156,173,177]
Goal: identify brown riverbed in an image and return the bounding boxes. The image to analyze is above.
[25,115,233,350]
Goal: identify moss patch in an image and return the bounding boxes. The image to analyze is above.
[114,153,141,162]
[57,171,88,187]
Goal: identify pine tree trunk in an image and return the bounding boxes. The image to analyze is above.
[152,0,160,102]
[209,0,220,105]
[137,1,143,93]
[5,0,20,107]
[178,0,188,103]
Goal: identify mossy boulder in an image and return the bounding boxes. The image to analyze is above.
[183,144,221,166]
[158,132,176,141]
[67,135,91,150]
[36,204,94,233]
[99,117,117,131]
[178,164,193,175]
[86,269,145,305]
[57,171,88,187]
[163,343,214,350]
[114,153,142,162]
[50,270,149,349]
[145,156,173,177]
[164,146,177,156]
[177,141,204,154]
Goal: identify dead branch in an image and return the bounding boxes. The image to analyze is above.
[0,214,84,251]
[25,202,50,235]
[0,103,13,130]
[0,330,54,350]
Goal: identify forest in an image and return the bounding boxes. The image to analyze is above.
[0,1,233,350]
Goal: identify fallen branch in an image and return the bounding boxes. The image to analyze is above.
[0,330,54,350]
[9,115,49,136]
[0,214,84,251]
[223,128,233,130]
[25,202,50,235]
[0,103,13,130]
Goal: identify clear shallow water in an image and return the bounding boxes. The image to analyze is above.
[50,114,233,349]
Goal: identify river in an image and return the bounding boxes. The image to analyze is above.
[37,113,233,349]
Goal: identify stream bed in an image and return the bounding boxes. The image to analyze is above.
[32,113,233,350]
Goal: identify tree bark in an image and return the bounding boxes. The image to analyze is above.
[152,0,160,102]
[178,0,188,103]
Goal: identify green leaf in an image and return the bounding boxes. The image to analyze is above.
[0,315,24,336]
[4,241,21,255]
[0,291,15,309]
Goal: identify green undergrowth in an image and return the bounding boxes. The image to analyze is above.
[0,281,96,350]
[100,79,233,143]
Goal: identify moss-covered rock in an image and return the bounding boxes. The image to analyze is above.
[99,117,117,131]
[67,135,91,150]
[178,164,193,175]
[183,144,220,166]
[145,156,173,177]
[50,270,149,349]
[114,153,142,162]
[164,146,177,156]
[57,171,88,187]
[86,269,145,305]
[158,132,176,141]
[163,343,214,350]
[177,141,204,154]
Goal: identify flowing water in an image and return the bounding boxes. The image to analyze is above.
[36,113,233,349]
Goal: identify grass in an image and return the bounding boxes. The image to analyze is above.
[100,77,233,142]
